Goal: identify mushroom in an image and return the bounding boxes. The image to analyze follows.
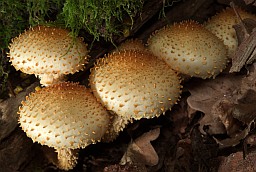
[114,39,147,53]
[8,25,89,86]
[18,82,110,170]
[89,50,181,136]
[147,20,228,79]
[205,8,256,57]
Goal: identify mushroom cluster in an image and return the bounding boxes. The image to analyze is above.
[147,20,228,79]
[8,25,89,86]
[89,50,182,135]
[10,6,255,171]
[18,82,110,170]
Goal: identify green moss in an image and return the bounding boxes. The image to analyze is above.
[0,0,28,97]
[0,0,143,97]
[26,0,65,25]
[0,52,10,98]
[0,0,28,50]
[60,0,143,41]
[1,0,143,48]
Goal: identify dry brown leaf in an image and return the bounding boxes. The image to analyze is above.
[243,0,256,6]
[170,97,190,135]
[218,150,256,171]
[187,75,242,135]
[230,18,256,72]
[233,63,256,123]
[213,121,252,149]
[120,128,160,167]
[187,63,256,148]
[240,63,256,94]
[104,164,145,172]
[0,82,39,142]
[210,98,242,136]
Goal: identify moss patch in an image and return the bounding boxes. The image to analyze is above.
[0,0,144,98]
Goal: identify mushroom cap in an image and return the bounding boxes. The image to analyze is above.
[89,50,182,120]
[8,25,89,85]
[115,39,147,52]
[205,8,256,57]
[18,82,110,149]
[147,20,228,79]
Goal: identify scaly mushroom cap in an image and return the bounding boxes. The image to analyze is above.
[205,8,256,57]
[115,39,147,52]
[89,50,182,121]
[18,82,110,149]
[8,25,89,86]
[147,20,228,79]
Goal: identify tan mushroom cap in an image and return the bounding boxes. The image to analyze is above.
[205,8,256,57]
[147,20,228,79]
[8,25,89,86]
[18,82,110,149]
[115,39,147,52]
[89,50,182,121]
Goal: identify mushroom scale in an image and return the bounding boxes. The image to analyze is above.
[147,20,228,79]
[8,25,89,86]
[18,82,110,170]
[89,50,182,122]
[205,8,256,57]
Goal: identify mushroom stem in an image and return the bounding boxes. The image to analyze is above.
[38,73,66,86]
[113,115,130,134]
[56,148,79,170]
[103,114,130,142]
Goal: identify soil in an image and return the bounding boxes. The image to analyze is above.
[1,0,256,172]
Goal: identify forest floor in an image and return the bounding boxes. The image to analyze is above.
[1,0,256,172]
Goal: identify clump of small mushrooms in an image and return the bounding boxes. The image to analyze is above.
[8,25,89,86]
[18,82,110,170]
[10,6,255,171]
[147,20,228,79]
[205,7,256,57]
[89,50,182,136]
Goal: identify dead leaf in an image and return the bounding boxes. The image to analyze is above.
[210,98,242,136]
[234,18,256,45]
[233,63,256,123]
[243,0,256,6]
[213,121,252,149]
[240,63,256,94]
[0,82,39,142]
[218,150,256,172]
[120,128,160,167]
[187,63,256,148]
[230,18,256,72]
[232,99,256,124]
[187,75,242,135]
[169,97,190,135]
[104,164,145,172]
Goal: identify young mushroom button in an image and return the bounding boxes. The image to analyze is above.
[18,82,110,170]
[89,50,182,136]
[8,25,89,86]
[147,20,228,79]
